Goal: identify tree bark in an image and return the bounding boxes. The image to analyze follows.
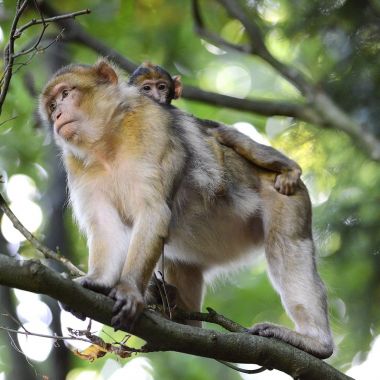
[0,254,353,380]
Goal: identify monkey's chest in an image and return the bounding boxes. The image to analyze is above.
[106,161,163,222]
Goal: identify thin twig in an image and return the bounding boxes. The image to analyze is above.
[0,326,92,344]
[174,307,248,333]
[192,0,250,53]
[13,28,66,60]
[14,9,91,38]
[169,307,269,374]
[0,115,18,127]
[0,192,84,276]
[0,2,90,114]
[0,0,29,113]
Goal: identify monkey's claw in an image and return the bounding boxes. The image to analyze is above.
[275,169,301,195]
[109,285,144,331]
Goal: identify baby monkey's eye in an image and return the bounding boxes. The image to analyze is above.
[158,84,167,91]
[142,85,151,91]
[62,89,69,99]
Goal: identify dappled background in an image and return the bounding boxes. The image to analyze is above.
[0,0,379,379]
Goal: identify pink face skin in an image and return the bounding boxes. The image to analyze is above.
[47,83,83,141]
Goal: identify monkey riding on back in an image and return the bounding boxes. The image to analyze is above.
[39,59,333,359]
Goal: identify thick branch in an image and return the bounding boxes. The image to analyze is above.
[41,0,379,159]
[36,1,328,126]
[182,85,324,123]
[0,254,352,380]
[213,0,380,159]
[215,0,314,96]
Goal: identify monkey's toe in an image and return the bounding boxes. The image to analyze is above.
[249,322,280,337]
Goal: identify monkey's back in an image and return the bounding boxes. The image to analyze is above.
[165,111,267,268]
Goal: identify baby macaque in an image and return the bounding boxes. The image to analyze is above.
[129,62,301,195]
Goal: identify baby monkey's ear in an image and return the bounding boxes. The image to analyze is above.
[172,75,182,99]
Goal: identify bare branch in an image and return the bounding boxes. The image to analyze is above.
[14,9,91,38]
[36,1,137,73]
[36,1,325,125]
[0,2,90,114]
[215,0,312,95]
[182,85,324,123]
[199,0,380,160]
[0,192,84,276]
[0,0,29,113]
[0,254,353,380]
[192,0,250,54]
[38,1,380,159]
[174,307,248,333]
[0,325,91,344]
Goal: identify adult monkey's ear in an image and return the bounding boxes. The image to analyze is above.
[94,58,119,85]
[172,75,182,99]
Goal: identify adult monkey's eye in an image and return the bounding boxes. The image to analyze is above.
[143,85,151,91]
[62,89,69,99]
[49,101,57,112]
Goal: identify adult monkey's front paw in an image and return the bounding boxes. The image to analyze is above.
[59,274,113,320]
[109,282,144,331]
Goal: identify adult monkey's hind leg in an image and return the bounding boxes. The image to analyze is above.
[163,259,205,328]
[250,181,334,359]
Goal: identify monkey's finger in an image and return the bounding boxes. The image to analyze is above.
[118,298,144,331]
[111,315,122,331]
[111,307,134,331]
[112,297,126,314]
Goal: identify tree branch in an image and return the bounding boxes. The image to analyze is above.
[36,1,328,127]
[36,2,137,73]
[0,254,353,380]
[211,0,380,159]
[0,0,29,114]
[182,85,324,123]
[0,1,90,114]
[0,192,84,277]
[41,0,380,159]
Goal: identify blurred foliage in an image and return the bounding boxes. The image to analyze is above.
[0,0,379,379]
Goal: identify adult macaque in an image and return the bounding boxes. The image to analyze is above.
[39,59,333,359]
[129,62,301,196]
